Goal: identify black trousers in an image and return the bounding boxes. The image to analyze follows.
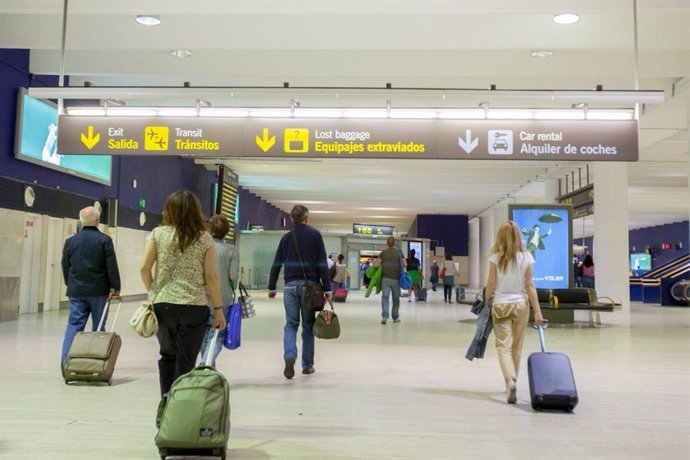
[154,303,210,397]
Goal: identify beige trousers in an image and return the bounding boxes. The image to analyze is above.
[491,300,530,383]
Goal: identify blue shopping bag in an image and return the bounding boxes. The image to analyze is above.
[223,301,242,350]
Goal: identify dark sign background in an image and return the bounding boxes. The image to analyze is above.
[58,116,639,161]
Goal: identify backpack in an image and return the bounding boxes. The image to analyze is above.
[155,365,230,457]
[329,263,337,281]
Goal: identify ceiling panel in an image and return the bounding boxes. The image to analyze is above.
[1,0,687,236]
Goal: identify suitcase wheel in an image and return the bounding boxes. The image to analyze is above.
[108,379,112,386]
[532,403,542,411]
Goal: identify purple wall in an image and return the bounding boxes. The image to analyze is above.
[0,49,115,199]
[117,156,217,215]
[239,188,290,230]
[0,49,217,215]
[629,221,689,268]
[413,214,469,257]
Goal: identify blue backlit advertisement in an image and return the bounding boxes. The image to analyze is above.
[15,90,112,184]
[509,205,573,289]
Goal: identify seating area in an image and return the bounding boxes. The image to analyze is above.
[537,288,622,327]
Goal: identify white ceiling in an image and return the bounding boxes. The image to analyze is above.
[1,0,688,238]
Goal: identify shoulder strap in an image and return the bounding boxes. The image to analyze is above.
[291,230,308,281]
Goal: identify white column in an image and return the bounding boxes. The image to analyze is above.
[593,162,631,326]
[468,218,480,289]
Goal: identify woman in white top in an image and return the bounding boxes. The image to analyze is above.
[485,221,543,404]
[442,253,459,303]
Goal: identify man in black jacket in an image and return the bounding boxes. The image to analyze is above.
[268,205,332,379]
[60,206,121,365]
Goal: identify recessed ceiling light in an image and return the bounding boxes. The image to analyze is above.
[135,15,161,26]
[553,13,580,25]
[170,49,193,58]
[531,50,555,58]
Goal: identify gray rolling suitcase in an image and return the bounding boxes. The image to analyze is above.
[63,300,122,386]
[527,325,579,412]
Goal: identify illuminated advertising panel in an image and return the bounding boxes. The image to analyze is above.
[509,204,573,289]
[15,89,112,184]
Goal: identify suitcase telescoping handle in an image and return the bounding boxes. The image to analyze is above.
[536,325,547,353]
[204,329,220,367]
[96,299,122,333]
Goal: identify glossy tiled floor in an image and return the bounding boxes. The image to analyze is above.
[1,289,689,460]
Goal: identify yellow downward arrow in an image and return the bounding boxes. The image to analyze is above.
[255,128,276,152]
[80,126,100,150]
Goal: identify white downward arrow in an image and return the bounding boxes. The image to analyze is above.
[458,129,479,154]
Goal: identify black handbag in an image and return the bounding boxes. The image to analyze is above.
[302,283,325,312]
[291,230,325,311]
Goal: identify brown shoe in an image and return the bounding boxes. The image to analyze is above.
[284,357,296,379]
[302,367,315,375]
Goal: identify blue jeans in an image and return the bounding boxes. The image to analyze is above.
[581,276,595,289]
[200,305,231,367]
[61,295,108,363]
[283,280,316,370]
[381,277,401,320]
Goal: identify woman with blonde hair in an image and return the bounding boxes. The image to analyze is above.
[140,190,226,397]
[485,220,543,404]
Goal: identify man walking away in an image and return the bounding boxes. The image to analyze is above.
[379,236,405,324]
[60,206,121,368]
[268,205,332,379]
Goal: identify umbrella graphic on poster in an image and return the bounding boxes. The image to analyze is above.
[520,213,561,259]
[538,213,562,232]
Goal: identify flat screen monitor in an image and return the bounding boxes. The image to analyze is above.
[14,89,112,185]
[407,241,423,271]
[630,253,651,273]
[509,204,573,289]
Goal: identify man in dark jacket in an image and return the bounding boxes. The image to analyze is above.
[60,206,121,365]
[268,204,332,379]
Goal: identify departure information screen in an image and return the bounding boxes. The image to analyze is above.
[353,223,393,236]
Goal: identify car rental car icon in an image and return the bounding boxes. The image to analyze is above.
[493,138,509,152]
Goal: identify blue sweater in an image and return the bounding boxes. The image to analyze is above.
[268,224,332,292]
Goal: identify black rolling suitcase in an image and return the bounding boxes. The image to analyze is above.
[416,288,427,301]
[527,325,579,412]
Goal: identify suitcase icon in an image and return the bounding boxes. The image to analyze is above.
[284,128,309,153]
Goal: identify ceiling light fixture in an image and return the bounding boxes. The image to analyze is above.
[553,13,580,25]
[170,49,192,58]
[135,15,161,26]
[530,50,554,58]
[64,105,635,121]
[29,86,664,105]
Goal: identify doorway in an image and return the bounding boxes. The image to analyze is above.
[19,213,42,315]
[43,217,63,312]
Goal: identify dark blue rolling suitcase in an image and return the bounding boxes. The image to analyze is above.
[527,325,579,412]
[417,288,427,302]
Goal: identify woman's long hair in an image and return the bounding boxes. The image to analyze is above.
[490,221,525,272]
[582,254,594,267]
[162,190,207,253]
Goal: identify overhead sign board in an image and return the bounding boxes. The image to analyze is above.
[58,116,639,161]
[353,223,394,236]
